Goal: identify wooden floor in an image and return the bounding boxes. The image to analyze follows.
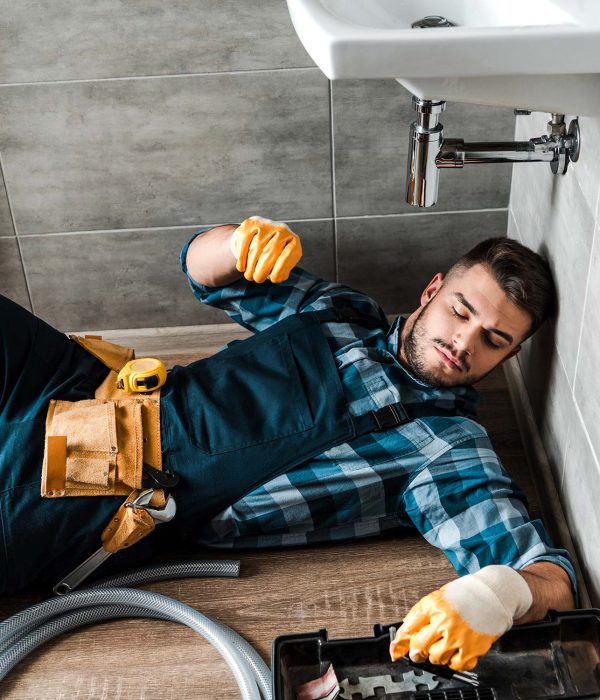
[0,325,551,699]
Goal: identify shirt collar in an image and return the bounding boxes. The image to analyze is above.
[386,315,403,359]
[385,314,480,418]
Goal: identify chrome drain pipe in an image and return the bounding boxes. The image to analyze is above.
[406,96,581,207]
[406,98,446,207]
[436,139,558,166]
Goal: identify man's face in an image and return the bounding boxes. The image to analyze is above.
[399,263,532,387]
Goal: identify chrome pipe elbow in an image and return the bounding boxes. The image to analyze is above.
[406,97,446,208]
[405,97,581,208]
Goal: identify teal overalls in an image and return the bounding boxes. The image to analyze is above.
[160,305,440,539]
[0,295,436,593]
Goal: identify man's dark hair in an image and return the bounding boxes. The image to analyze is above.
[446,237,557,341]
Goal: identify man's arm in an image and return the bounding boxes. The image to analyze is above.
[516,561,575,624]
[181,217,388,335]
[185,224,241,288]
[186,217,304,287]
[390,419,578,672]
[390,561,576,672]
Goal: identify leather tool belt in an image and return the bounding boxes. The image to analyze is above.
[41,334,168,554]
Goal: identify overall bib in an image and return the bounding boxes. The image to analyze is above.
[159,307,444,538]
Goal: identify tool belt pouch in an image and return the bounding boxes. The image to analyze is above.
[101,491,156,553]
[41,335,162,498]
[69,334,134,373]
[42,398,145,497]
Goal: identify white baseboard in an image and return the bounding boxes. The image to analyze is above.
[503,357,591,607]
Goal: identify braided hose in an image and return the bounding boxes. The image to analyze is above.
[0,561,272,700]
[89,559,241,588]
[0,560,240,656]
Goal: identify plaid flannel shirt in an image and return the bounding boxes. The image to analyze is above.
[177,228,577,594]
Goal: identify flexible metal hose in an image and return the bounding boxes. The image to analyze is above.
[0,561,272,700]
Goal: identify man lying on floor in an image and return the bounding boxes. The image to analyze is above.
[0,216,575,673]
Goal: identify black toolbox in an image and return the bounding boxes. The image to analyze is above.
[272,609,600,699]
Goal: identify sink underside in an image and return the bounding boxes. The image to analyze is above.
[287,0,600,115]
[398,75,600,117]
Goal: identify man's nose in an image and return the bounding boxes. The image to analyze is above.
[452,327,476,356]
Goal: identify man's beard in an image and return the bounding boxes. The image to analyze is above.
[402,301,485,387]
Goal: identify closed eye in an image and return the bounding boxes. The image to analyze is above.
[451,306,502,349]
[483,335,502,349]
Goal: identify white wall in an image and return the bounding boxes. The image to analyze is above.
[509,113,600,605]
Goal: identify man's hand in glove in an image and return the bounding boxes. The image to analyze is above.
[230,215,302,283]
[389,565,533,672]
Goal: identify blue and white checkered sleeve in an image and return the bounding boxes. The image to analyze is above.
[180,227,387,333]
[402,423,578,599]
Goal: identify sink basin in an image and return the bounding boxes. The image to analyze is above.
[286,0,600,115]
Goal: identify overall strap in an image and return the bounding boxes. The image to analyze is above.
[352,394,457,435]
[310,304,390,330]
[353,403,412,434]
[309,306,456,434]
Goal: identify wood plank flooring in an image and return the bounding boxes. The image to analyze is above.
[0,325,554,699]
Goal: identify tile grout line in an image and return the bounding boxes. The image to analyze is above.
[334,208,509,220]
[571,393,600,472]
[571,217,596,392]
[506,114,519,215]
[568,217,600,480]
[558,415,573,493]
[572,167,600,405]
[564,120,600,396]
[0,66,320,88]
[554,342,578,492]
[570,167,600,480]
[0,152,35,314]
[328,79,339,282]
[14,208,510,239]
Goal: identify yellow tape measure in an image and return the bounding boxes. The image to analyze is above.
[116,358,167,393]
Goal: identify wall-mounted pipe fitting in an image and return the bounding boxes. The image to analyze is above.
[406,97,581,207]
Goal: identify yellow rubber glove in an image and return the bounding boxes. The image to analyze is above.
[389,565,532,672]
[230,216,302,283]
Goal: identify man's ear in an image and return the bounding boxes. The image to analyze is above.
[420,272,444,306]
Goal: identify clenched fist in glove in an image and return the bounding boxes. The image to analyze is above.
[390,565,533,672]
[230,216,302,283]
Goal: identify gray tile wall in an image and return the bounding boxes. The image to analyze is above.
[0,164,14,236]
[0,1,514,331]
[509,113,600,605]
[0,238,30,310]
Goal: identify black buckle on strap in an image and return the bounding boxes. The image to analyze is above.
[142,462,180,489]
[372,405,407,430]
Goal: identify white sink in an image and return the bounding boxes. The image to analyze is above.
[286,0,600,115]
